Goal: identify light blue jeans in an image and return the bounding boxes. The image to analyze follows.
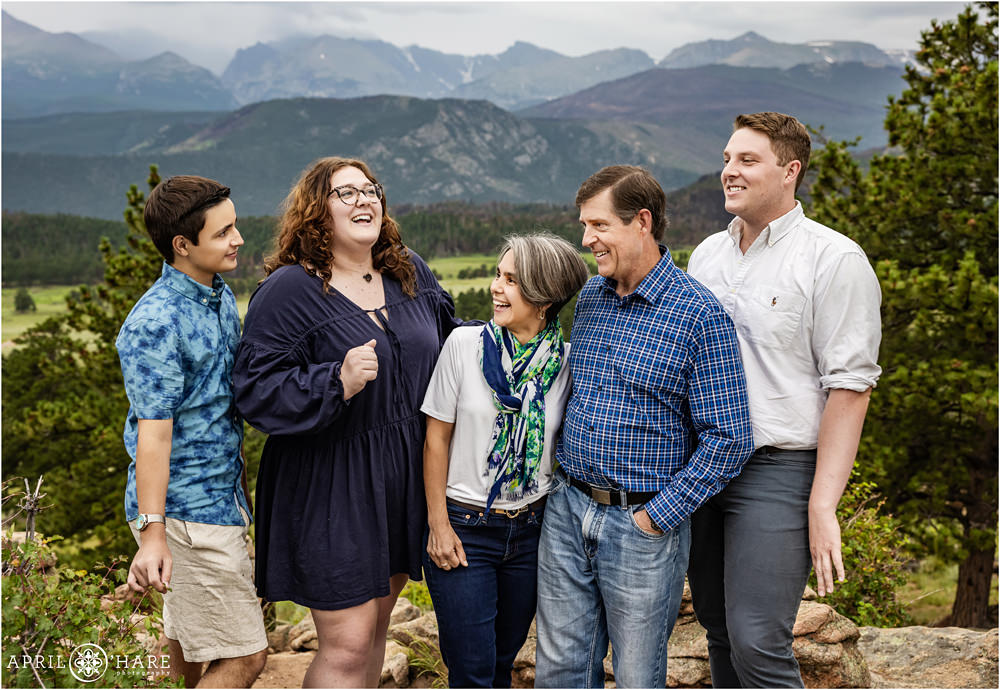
[535,469,690,688]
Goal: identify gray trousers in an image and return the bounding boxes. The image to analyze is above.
[687,448,816,688]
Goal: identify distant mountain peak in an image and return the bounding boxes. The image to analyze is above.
[659,32,899,70]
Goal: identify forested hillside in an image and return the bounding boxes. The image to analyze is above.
[2,174,733,286]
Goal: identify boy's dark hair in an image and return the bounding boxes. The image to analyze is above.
[734,112,811,191]
[575,165,669,241]
[143,175,231,263]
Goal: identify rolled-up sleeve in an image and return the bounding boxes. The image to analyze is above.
[812,252,883,391]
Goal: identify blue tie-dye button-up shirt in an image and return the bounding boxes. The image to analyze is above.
[117,262,250,525]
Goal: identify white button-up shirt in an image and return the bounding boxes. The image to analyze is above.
[687,202,882,450]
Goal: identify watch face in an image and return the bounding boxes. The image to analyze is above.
[136,515,148,531]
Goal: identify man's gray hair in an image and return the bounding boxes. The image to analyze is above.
[498,233,590,322]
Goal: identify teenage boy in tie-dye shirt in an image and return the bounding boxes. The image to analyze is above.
[116,176,266,687]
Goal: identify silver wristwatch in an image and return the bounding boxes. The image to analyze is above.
[135,513,165,531]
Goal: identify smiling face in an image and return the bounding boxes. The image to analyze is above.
[174,198,243,286]
[491,249,545,343]
[721,127,799,235]
[579,187,651,290]
[327,165,384,253]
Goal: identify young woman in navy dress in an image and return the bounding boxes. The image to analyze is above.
[234,157,461,687]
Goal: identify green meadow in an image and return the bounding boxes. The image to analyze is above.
[0,253,522,351]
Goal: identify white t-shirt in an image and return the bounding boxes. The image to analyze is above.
[420,325,572,509]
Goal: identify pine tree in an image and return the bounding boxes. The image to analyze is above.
[2,167,164,566]
[809,3,998,627]
[13,288,36,313]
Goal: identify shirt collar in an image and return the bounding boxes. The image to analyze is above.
[726,201,804,248]
[599,245,675,304]
[160,262,224,307]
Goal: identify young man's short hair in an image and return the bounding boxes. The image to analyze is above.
[575,165,669,241]
[144,176,231,263]
[734,112,811,191]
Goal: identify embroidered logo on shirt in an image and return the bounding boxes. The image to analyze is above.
[771,296,778,307]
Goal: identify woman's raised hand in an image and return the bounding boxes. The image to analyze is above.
[340,339,378,400]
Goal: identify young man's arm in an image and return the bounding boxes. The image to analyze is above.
[808,388,871,596]
[809,251,882,595]
[127,418,173,594]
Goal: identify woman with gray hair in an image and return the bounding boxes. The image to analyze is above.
[420,233,590,688]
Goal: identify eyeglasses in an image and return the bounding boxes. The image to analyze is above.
[329,183,384,205]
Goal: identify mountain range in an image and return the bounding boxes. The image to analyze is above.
[2,12,907,219]
[1,12,237,118]
[3,10,911,117]
[658,30,912,69]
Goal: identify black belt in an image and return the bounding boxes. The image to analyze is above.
[448,496,546,518]
[567,476,657,507]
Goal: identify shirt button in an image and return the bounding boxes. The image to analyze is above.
[589,425,594,431]
[211,291,216,297]
[596,385,603,391]
[201,298,208,304]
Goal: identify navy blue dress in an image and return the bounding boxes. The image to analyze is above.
[234,254,460,610]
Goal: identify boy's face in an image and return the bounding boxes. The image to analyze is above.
[178,198,243,285]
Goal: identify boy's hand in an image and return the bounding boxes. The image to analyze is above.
[340,339,378,400]
[127,531,173,593]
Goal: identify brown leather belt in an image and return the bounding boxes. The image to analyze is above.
[448,496,547,518]
[567,475,657,507]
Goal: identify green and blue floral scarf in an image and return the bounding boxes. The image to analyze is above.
[479,318,564,510]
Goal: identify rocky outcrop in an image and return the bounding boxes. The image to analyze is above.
[263,595,998,689]
[667,584,869,688]
[858,626,998,688]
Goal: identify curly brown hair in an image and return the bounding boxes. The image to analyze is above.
[265,157,417,296]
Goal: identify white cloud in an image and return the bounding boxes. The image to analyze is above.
[3,1,967,74]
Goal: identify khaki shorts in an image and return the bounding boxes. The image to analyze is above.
[130,510,267,663]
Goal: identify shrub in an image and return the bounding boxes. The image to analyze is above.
[13,288,36,313]
[816,474,913,627]
[2,479,177,688]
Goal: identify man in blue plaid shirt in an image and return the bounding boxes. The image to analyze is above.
[535,166,754,689]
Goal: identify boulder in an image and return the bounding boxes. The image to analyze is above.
[389,613,440,649]
[268,623,294,653]
[391,597,422,626]
[253,651,314,689]
[512,619,537,687]
[858,626,999,688]
[288,613,318,651]
[380,641,412,688]
[666,593,868,687]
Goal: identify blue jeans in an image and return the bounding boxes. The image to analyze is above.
[535,470,691,688]
[687,448,816,688]
[423,501,543,688]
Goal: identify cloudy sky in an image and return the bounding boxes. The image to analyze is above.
[5,1,966,75]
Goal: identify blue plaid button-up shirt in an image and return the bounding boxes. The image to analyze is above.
[117,262,250,525]
[556,247,754,532]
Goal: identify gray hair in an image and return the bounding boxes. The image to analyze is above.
[498,233,590,322]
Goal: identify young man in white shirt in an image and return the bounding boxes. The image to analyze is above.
[686,112,882,688]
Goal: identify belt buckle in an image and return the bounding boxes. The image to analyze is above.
[503,506,527,518]
[590,486,612,505]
